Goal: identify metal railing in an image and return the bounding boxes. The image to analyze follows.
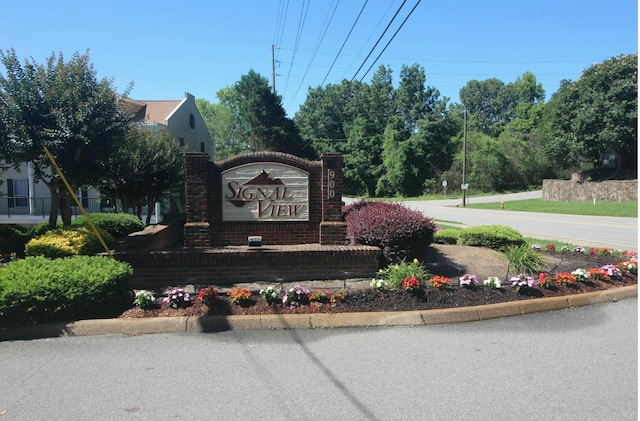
[0,196,107,219]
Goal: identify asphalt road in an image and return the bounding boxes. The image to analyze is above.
[0,298,636,420]
[347,191,638,251]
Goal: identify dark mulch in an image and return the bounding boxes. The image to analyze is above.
[118,251,636,318]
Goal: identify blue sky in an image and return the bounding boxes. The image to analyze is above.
[2,0,637,117]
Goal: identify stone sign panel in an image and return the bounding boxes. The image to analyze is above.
[222,163,309,221]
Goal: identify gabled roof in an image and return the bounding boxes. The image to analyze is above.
[141,100,183,124]
[124,98,184,124]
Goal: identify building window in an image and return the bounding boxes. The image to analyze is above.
[7,179,28,207]
[200,142,205,152]
[72,189,89,208]
[179,138,185,147]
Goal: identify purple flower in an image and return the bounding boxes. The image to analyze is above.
[459,273,477,287]
[600,264,622,278]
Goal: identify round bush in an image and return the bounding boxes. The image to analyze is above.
[343,200,436,266]
[25,227,114,258]
[0,255,133,327]
[71,213,145,237]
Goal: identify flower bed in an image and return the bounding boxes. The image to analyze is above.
[120,249,637,318]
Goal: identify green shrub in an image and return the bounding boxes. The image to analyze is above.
[27,221,62,238]
[458,225,525,250]
[433,229,460,245]
[0,255,133,327]
[0,225,31,256]
[25,227,114,258]
[71,213,145,237]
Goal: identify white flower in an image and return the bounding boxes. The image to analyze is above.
[370,279,387,289]
[483,277,501,289]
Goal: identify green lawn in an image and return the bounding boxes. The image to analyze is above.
[465,199,637,218]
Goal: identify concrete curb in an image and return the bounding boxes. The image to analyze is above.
[1,285,636,341]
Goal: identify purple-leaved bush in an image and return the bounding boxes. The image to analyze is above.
[343,201,436,266]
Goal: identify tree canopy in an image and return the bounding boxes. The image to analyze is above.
[0,48,131,226]
[296,64,459,197]
[94,124,184,224]
[539,53,637,176]
[216,70,315,159]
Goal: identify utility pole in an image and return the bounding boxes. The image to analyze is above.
[271,45,276,94]
[462,108,467,207]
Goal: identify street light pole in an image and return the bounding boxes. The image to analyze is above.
[462,108,467,207]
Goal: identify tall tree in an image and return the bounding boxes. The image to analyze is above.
[539,53,637,176]
[509,71,545,134]
[459,78,517,137]
[0,49,131,227]
[196,97,247,160]
[295,80,357,154]
[94,125,184,224]
[377,65,459,197]
[219,70,314,158]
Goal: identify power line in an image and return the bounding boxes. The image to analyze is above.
[282,0,311,99]
[358,0,422,82]
[350,0,408,82]
[320,0,369,87]
[288,0,341,108]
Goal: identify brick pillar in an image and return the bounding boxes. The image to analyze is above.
[320,153,346,244]
[184,153,210,247]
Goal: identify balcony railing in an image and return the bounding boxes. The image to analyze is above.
[0,196,111,219]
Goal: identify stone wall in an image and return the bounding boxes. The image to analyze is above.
[542,179,637,201]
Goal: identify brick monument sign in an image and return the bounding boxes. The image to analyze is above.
[114,151,380,287]
[184,151,346,247]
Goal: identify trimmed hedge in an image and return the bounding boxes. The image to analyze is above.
[433,228,461,245]
[457,225,525,250]
[71,213,145,237]
[344,200,436,266]
[0,256,133,327]
[28,213,145,239]
[25,227,114,258]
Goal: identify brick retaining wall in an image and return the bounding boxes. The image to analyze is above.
[542,179,637,201]
[113,244,381,289]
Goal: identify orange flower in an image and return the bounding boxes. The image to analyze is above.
[429,275,452,289]
[554,272,576,285]
[227,287,252,305]
[588,268,609,282]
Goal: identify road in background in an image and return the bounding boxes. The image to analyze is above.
[0,299,636,420]
[345,191,638,251]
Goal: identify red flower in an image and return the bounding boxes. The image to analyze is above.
[545,244,556,251]
[402,276,420,291]
[538,272,551,288]
[197,287,219,305]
